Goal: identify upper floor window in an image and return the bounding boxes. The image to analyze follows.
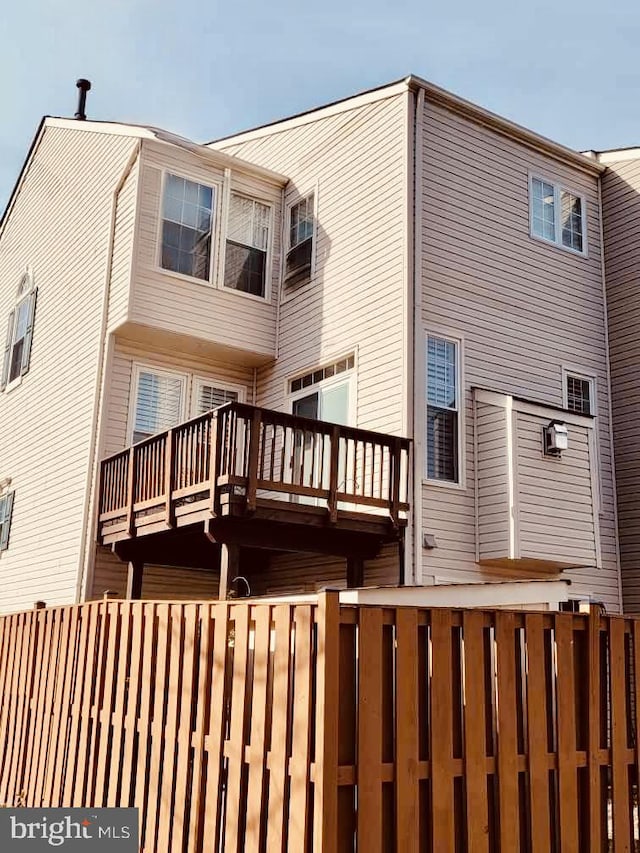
[224,194,271,297]
[530,176,586,255]
[426,335,460,483]
[285,194,314,286]
[0,489,14,552]
[564,372,594,416]
[161,174,214,281]
[2,269,37,392]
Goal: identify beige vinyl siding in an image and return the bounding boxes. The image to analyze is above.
[128,140,282,364]
[106,155,139,331]
[475,401,510,562]
[0,125,138,613]
[602,158,640,612]
[216,93,408,439]
[419,99,621,609]
[516,413,597,566]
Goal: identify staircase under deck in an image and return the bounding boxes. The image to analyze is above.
[97,402,411,597]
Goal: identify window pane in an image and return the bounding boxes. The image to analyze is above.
[197,384,238,414]
[224,241,266,296]
[531,178,556,240]
[561,191,583,252]
[427,336,457,408]
[161,174,214,281]
[133,371,183,442]
[427,408,458,481]
[567,375,591,415]
[290,195,314,249]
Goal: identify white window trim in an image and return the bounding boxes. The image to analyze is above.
[424,330,466,490]
[281,185,319,303]
[528,172,588,258]
[155,169,221,288]
[218,188,274,304]
[127,363,190,444]
[190,375,246,418]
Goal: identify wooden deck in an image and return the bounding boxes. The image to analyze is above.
[97,403,411,590]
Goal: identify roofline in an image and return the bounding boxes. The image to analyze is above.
[43,117,289,185]
[592,147,640,165]
[0,118,46,240]
[211,73,604,177]
[406,75,605,176]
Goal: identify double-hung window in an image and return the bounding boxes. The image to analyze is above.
[0,490,14,552]
[193,379,240,415]
[426,335,460,483]
[2,270,37,391]
[131,368,186,444]
[161,174,214,281]
[530,176,586,254]
[224,194,271,297]
[285,194,314,286]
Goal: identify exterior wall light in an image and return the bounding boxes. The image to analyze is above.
[543,420,568,457]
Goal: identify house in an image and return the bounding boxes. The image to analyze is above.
[0,76,627,613]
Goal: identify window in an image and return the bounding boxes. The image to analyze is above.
[2,269,37,391]
[530,176,586,254]
[131,368,186,443]
[0,491,14,552]
[426,335,460,483]
[565,373,594,415]
[193,380,240,416]
[224,194,270,297]
[161,174,214,280]
[290,356,355,424]
[285,194,314,285]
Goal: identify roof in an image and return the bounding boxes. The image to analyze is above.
[210,74,605,177]
[0,116,288,240]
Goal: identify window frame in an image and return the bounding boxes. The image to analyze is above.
[0,488,15,553]
[528,173,588,257]
[282,189,318,295]
[220,191,274,303]
[562,368,596,417]
[2,268,37,394]
[190,375,246,418]
[156,169,220,287]
[127,363,189,445]
[424,331,465,489]
[287,353,357,425]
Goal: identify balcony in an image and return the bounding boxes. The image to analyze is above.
[97,403,411,596]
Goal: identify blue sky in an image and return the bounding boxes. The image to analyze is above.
[1,0,639,206]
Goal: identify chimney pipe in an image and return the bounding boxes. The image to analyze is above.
[75,78,91,120]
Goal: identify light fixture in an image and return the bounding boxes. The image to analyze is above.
[543,420,568,457]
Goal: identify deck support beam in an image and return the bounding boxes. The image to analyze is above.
[219,543,241,600]
[346,555,364,588]
[126,561,144,600]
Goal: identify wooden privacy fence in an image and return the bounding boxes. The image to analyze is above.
[1,596,640,851]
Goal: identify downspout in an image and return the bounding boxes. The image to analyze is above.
[412,86,425,585]
[597,175,624,614]
[76,139,142,603]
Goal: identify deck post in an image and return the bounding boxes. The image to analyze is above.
[219,543,241,600]
[126,561,144,600]
[346,555,364,588]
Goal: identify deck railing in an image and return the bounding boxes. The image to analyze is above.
[98,403,411,539]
